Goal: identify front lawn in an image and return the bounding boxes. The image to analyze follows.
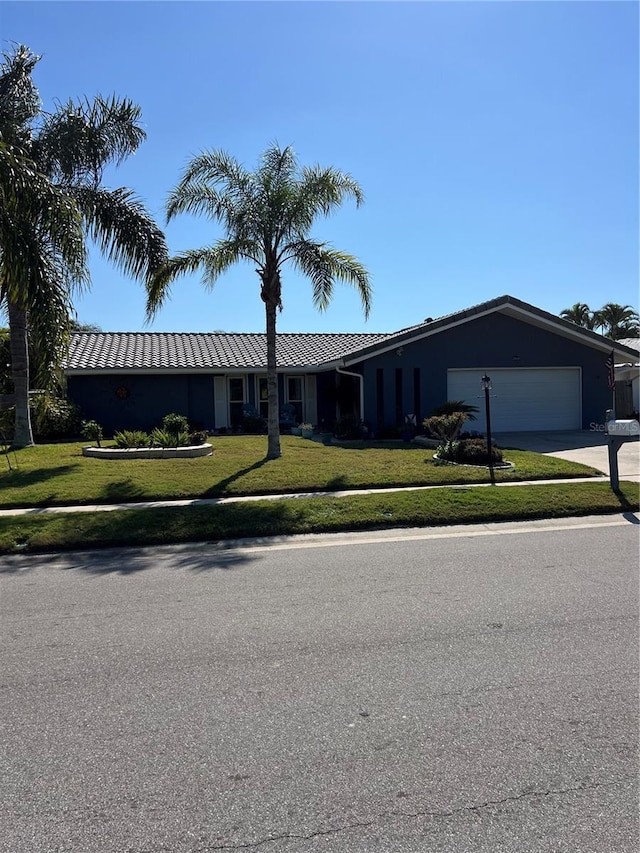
[0,436,602,508]
[0,481,636,555]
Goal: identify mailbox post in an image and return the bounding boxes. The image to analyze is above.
[605,416,640,491]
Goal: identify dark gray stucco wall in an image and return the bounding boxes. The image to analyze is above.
[67,374,215,432]
[356,312,613,430]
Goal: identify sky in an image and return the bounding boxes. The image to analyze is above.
[2,0,638,334]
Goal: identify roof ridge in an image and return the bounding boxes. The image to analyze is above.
[69,330,392,338]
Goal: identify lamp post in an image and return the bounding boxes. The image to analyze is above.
[481,374,495,485]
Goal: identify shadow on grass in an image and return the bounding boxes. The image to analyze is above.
[0,464,79,489]
[99,479,147,502]
[332,440,420,451]
[0,464,82,507]
[203,456,271,497]
[0,501,299,566]
[613,486,640,521]
[325,475,348,490]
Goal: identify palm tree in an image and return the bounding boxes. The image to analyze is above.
[559,303,596,330]
[147,144,372,459]
[592,303,640,341]
[0,46,85,445]
[0,45,167,447]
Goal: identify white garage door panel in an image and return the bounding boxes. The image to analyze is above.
[447,368,581,432]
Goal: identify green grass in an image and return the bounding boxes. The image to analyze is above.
[0,481,636,556]
[0,436,601,509]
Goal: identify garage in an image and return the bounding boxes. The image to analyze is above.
[447,367,581,432]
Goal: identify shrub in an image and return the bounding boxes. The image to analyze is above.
[188,430,208,446]
[151,427,190,447]
[113,430,151,448]
[31,394,81,439]
[162,413,189,437]
[241,416,266,434]
[80,419,103,447]
[430,400,479,420]
[437,438,503,466]
[422,412,468,442]
[333,414,365,440]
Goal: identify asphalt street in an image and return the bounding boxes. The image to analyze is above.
[1,515,638,852]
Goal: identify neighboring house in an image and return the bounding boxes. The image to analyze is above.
[615,338,640,419]
[64,294,640,434]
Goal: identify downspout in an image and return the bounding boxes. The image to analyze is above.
[336,365,364,421]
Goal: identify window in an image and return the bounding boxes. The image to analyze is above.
[286,376,304,423]
[228,376,245,427]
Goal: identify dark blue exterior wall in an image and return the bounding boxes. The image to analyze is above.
[67,374,215,432]
[67,372,325,432]
[356,312,612,430]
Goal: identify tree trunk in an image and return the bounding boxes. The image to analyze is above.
[8,299,35,447]
[264,297,281,459]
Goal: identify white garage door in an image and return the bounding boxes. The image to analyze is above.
[447,368,581,432]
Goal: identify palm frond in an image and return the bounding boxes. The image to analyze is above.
[289,240,372,318]
[276,165,364,245]
[177,149,250,193]
[32,94,145,186]
[145,247,220,318]
[0,142,87,298]
[145,239,260,320]
[0,44,41,145]
[200,239,261,286]
[70,186,168,282]
[166,180,238,224]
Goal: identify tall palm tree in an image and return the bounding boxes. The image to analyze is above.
[147,144,372,459]
[0,46,85,445]
[592,303,640,341]
[0,45,167,447]
[559,303,596,330]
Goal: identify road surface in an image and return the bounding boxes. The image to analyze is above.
[1,515,638,852]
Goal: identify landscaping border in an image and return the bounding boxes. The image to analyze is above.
[82,444,212,460]
[432,454,515,471]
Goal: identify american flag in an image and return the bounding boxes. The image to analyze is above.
[606,350,616,390]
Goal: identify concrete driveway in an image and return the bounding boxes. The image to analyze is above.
[495,430,640,480]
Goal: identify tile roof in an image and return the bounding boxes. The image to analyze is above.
[65,296,640,373]
[618,338,640,354]
[65,331,392,371]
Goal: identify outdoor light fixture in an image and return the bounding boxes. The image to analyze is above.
[481,373,491,391]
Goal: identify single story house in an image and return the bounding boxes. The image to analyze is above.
[64,294,640,434]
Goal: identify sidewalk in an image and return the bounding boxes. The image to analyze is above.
[0,474,633,518]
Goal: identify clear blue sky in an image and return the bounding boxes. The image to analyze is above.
[3,1,638,333]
